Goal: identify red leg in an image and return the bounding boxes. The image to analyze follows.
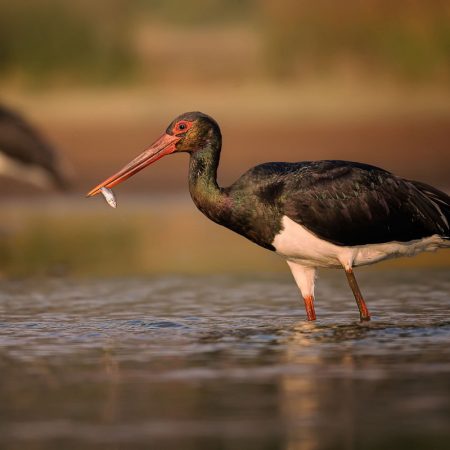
[286,261,317,321]
[303,295,317,321]
[344,268,370,321]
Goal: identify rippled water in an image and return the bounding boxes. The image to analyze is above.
[0,269,449,450]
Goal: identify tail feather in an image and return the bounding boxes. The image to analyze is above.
[409,180,450,237]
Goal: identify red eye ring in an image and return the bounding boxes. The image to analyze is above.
[173,121,191,134]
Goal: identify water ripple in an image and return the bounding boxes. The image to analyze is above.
[0,270,449,449]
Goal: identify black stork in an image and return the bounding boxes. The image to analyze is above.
[87,112,450,321]
[0,104,68,190]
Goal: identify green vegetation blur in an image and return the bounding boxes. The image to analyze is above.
[0,0,449,86]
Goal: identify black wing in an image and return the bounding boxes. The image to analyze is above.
[281,160,449,246]
[0,104,67,188]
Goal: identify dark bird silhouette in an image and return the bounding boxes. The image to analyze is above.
[0,104,68,190]
[87,112,450,321]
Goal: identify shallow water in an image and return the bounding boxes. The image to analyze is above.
[0,269,449,450]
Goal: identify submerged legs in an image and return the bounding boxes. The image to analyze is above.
[302,294,316,322]
[344,267,371,321]
[286,260,371,322]
[286,261,317,321]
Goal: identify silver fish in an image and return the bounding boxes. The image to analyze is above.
[100,187,117,208]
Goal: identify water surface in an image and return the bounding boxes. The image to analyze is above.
[0,269,449,449]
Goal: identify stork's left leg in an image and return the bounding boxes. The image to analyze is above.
[344,267,371,321]
[286,261,317,321]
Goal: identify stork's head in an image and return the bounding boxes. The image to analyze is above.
[86,111,220,197]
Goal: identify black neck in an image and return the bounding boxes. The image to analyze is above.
[188,143,229,224]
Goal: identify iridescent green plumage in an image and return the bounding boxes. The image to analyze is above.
[177,112,450,250]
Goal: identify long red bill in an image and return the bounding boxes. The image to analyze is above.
[86,133,180,197]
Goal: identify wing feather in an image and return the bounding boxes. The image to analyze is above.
[281,161,448,246]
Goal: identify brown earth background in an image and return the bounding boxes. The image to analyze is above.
[0,0,449,275]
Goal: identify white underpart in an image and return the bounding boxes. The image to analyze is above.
[274,215,449,299]
[0,150,53,189]
[286,260,316,299]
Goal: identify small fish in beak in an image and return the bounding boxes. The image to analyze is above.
[100,187,117,208]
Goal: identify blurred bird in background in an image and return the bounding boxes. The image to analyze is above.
[0,104,69,191]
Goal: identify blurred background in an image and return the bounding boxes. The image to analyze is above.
[0,0,449,276]
[1,3,450,450]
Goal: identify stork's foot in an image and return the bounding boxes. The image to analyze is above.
[303,295,317,321]
[344,267,371,321]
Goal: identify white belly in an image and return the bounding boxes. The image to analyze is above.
[272,216,448,269]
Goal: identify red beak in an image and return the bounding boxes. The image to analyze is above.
[86,133,180,197]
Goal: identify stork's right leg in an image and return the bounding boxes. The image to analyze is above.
[286,261,317,321]
[344,267,371,321]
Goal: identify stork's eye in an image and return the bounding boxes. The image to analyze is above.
[173,120,191,134]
